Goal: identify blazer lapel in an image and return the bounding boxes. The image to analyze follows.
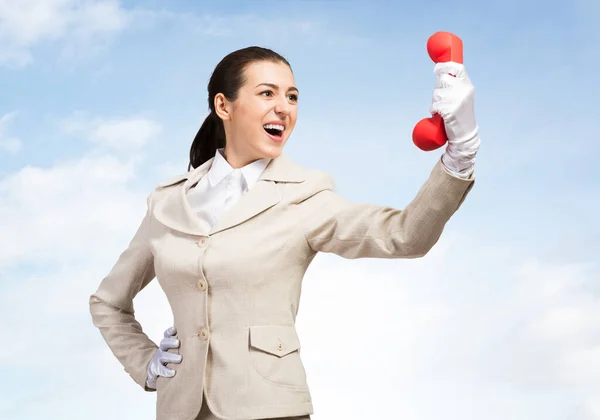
[209,153,305,235]
[153,152,305,237]
[153,158,213,236]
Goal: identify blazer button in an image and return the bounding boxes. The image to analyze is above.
[277,343,284,351]
[199,328,209,340]
[197,237,208,247]
[197,279,207,291]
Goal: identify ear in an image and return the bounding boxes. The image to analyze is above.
[214,93,232,121]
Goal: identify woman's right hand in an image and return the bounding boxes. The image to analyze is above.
[146,326,183,390]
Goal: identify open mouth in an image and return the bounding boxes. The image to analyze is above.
[263,124,284,138]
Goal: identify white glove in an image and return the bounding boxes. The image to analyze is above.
[146,326,182,390]
[430,61,480,179]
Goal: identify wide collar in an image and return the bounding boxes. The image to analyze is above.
[153,152,306,236]
[208,148,270,191]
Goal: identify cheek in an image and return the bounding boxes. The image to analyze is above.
[289,110,298,128]
[235,103,261,129]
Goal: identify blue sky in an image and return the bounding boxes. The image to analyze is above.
[0,1,598,419]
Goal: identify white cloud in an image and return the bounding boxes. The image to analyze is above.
[0,137,22,153]
[0,1,369,68]
[0,150,165,419]
[116,8,370,49]
[0,112,21,154]
[154,159,189,180]
[506,260,600,386]
[579,397,600,420]
[297,249,600,420]
[0,153,144,268]
[60,111,162,152]
[0,0,129,67]
[89,118,161,151]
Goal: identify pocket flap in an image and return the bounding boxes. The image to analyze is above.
[249,325,301,357]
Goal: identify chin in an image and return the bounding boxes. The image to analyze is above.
[259,142,286,158]
[261,149,283,159]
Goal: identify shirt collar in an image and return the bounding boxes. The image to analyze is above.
[207,148,271,191]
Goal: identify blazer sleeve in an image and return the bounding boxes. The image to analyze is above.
[89,192,158,391]
[302,158,474,259]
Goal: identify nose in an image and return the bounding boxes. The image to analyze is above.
[274,96,292,116]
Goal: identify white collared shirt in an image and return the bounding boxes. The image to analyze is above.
[186,148,271,230]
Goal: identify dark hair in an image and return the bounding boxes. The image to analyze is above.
[188,46,292,171]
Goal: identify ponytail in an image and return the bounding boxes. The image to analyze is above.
[188,112,226,171]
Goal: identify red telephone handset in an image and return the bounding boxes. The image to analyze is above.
[412,31,463,151]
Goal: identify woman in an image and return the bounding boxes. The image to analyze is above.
[89,46,479,420]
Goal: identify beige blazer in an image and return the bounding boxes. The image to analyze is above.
[89,153,474,420]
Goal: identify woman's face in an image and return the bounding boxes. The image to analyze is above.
[216,60,298,167]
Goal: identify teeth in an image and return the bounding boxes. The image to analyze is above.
[263,124,284,131]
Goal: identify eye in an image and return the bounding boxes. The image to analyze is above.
[288,94,299,102]
[260,90,274,97]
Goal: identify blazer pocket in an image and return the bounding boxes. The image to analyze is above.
[248,325,308,389]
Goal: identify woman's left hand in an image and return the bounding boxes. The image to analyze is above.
[430,61,480,178]
[430,61,478,141]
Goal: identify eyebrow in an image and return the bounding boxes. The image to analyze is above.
[255,83,299,94]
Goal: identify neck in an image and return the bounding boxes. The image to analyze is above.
[222,146,255,169]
